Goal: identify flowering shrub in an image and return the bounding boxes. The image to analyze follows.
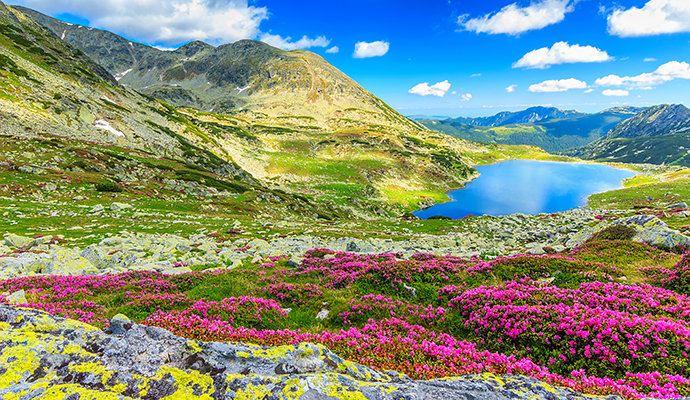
[644,252,690,294]
[256,282,324,305]
[3,243,690,398]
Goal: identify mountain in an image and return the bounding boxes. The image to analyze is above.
[447,106,587,127]
[418,107,643,153]
[565,104,690,166]
[2,2,545,219]
[16,6,422,133]
[603,104,690,139]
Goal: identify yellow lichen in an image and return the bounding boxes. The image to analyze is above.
[234,383,273,400]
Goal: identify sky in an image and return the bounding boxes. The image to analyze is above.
[6,0,690,117]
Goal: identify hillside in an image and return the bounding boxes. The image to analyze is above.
[419,107,642,153]
[1,1,553,219]
[566,104,690,166]
[16,5,423,133]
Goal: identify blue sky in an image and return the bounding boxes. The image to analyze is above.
[8,0,690,117]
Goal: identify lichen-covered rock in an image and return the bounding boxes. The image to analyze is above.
[0,305,621,400]
[566,214,690,250]
[4,233,32,248]
[41,248,99,275]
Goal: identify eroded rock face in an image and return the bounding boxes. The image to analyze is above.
[566,214,690,250]
[0,305,621,400]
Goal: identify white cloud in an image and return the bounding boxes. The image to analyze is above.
[506,85,517,92]
[513,41,613,69]
[408,80,451,97]
[644,57,657,62]
[528,78,587,92]
[353,41,389,58]
[12,0,269,46]
[470,73,481,77]
[459,0,573,35]
[584,88,594,93]
[602,89,629,96]
[259,33,330,50]
[325,46,339,54]
[460,93,472,101]
[607,0,690,37]
[595,60,690,88]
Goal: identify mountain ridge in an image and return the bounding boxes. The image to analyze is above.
[16,6,425,133]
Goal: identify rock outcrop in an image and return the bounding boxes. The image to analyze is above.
[566,214,690,250]
[0,305,622,399]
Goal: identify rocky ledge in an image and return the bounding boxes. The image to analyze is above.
[0,305,622,400]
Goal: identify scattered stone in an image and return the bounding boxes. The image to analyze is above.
[315,308,330,320]
[89,204,105,214]
[110,202,133,211]
[403,284,417,298]
[108,313,133,335]
[162,266,193,275]
[287,257,301,268]
[5,290,26,304]
[4,233,32,248]
[42,182,57,192]
[667,202,688,209]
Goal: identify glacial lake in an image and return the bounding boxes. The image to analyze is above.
[414,160,636,220]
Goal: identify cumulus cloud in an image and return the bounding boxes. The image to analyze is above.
[259,33,330,50]
[584,88,594,93]
[408,80,451,97]
[325,46,339,54]
[644,57,657,62]
[353,41,390,58]
[513,42,613,69]
[459,0,573,35]
[602,89,629,96]
[460,93,472,101]
[607,0,690,37]
[595,60,690,88]
[506,85,517,92]
[528,78,587,92]
[11,0,269,46]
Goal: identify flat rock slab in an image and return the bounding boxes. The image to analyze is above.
[0,305,621,400]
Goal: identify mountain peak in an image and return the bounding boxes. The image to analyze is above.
[173,40,213,57]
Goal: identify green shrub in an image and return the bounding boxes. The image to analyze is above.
[587,225,637,243]
[427,215,452,220]
[95,181,122,192]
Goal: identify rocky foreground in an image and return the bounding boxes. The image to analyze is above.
[0,305,621,400]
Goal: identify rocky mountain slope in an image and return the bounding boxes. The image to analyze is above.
[566,104,690,166]
[2,1,544,218]
[604,104,690,139]
[419,107,642,153]
[17,5,422,132]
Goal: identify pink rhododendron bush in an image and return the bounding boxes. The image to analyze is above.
[2,240,690,399]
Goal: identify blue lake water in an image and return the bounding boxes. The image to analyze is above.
[414,160,636,219]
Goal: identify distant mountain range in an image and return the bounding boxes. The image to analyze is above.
[447,106,588,127]
[418,106,644,153]
[565,104,690,166]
